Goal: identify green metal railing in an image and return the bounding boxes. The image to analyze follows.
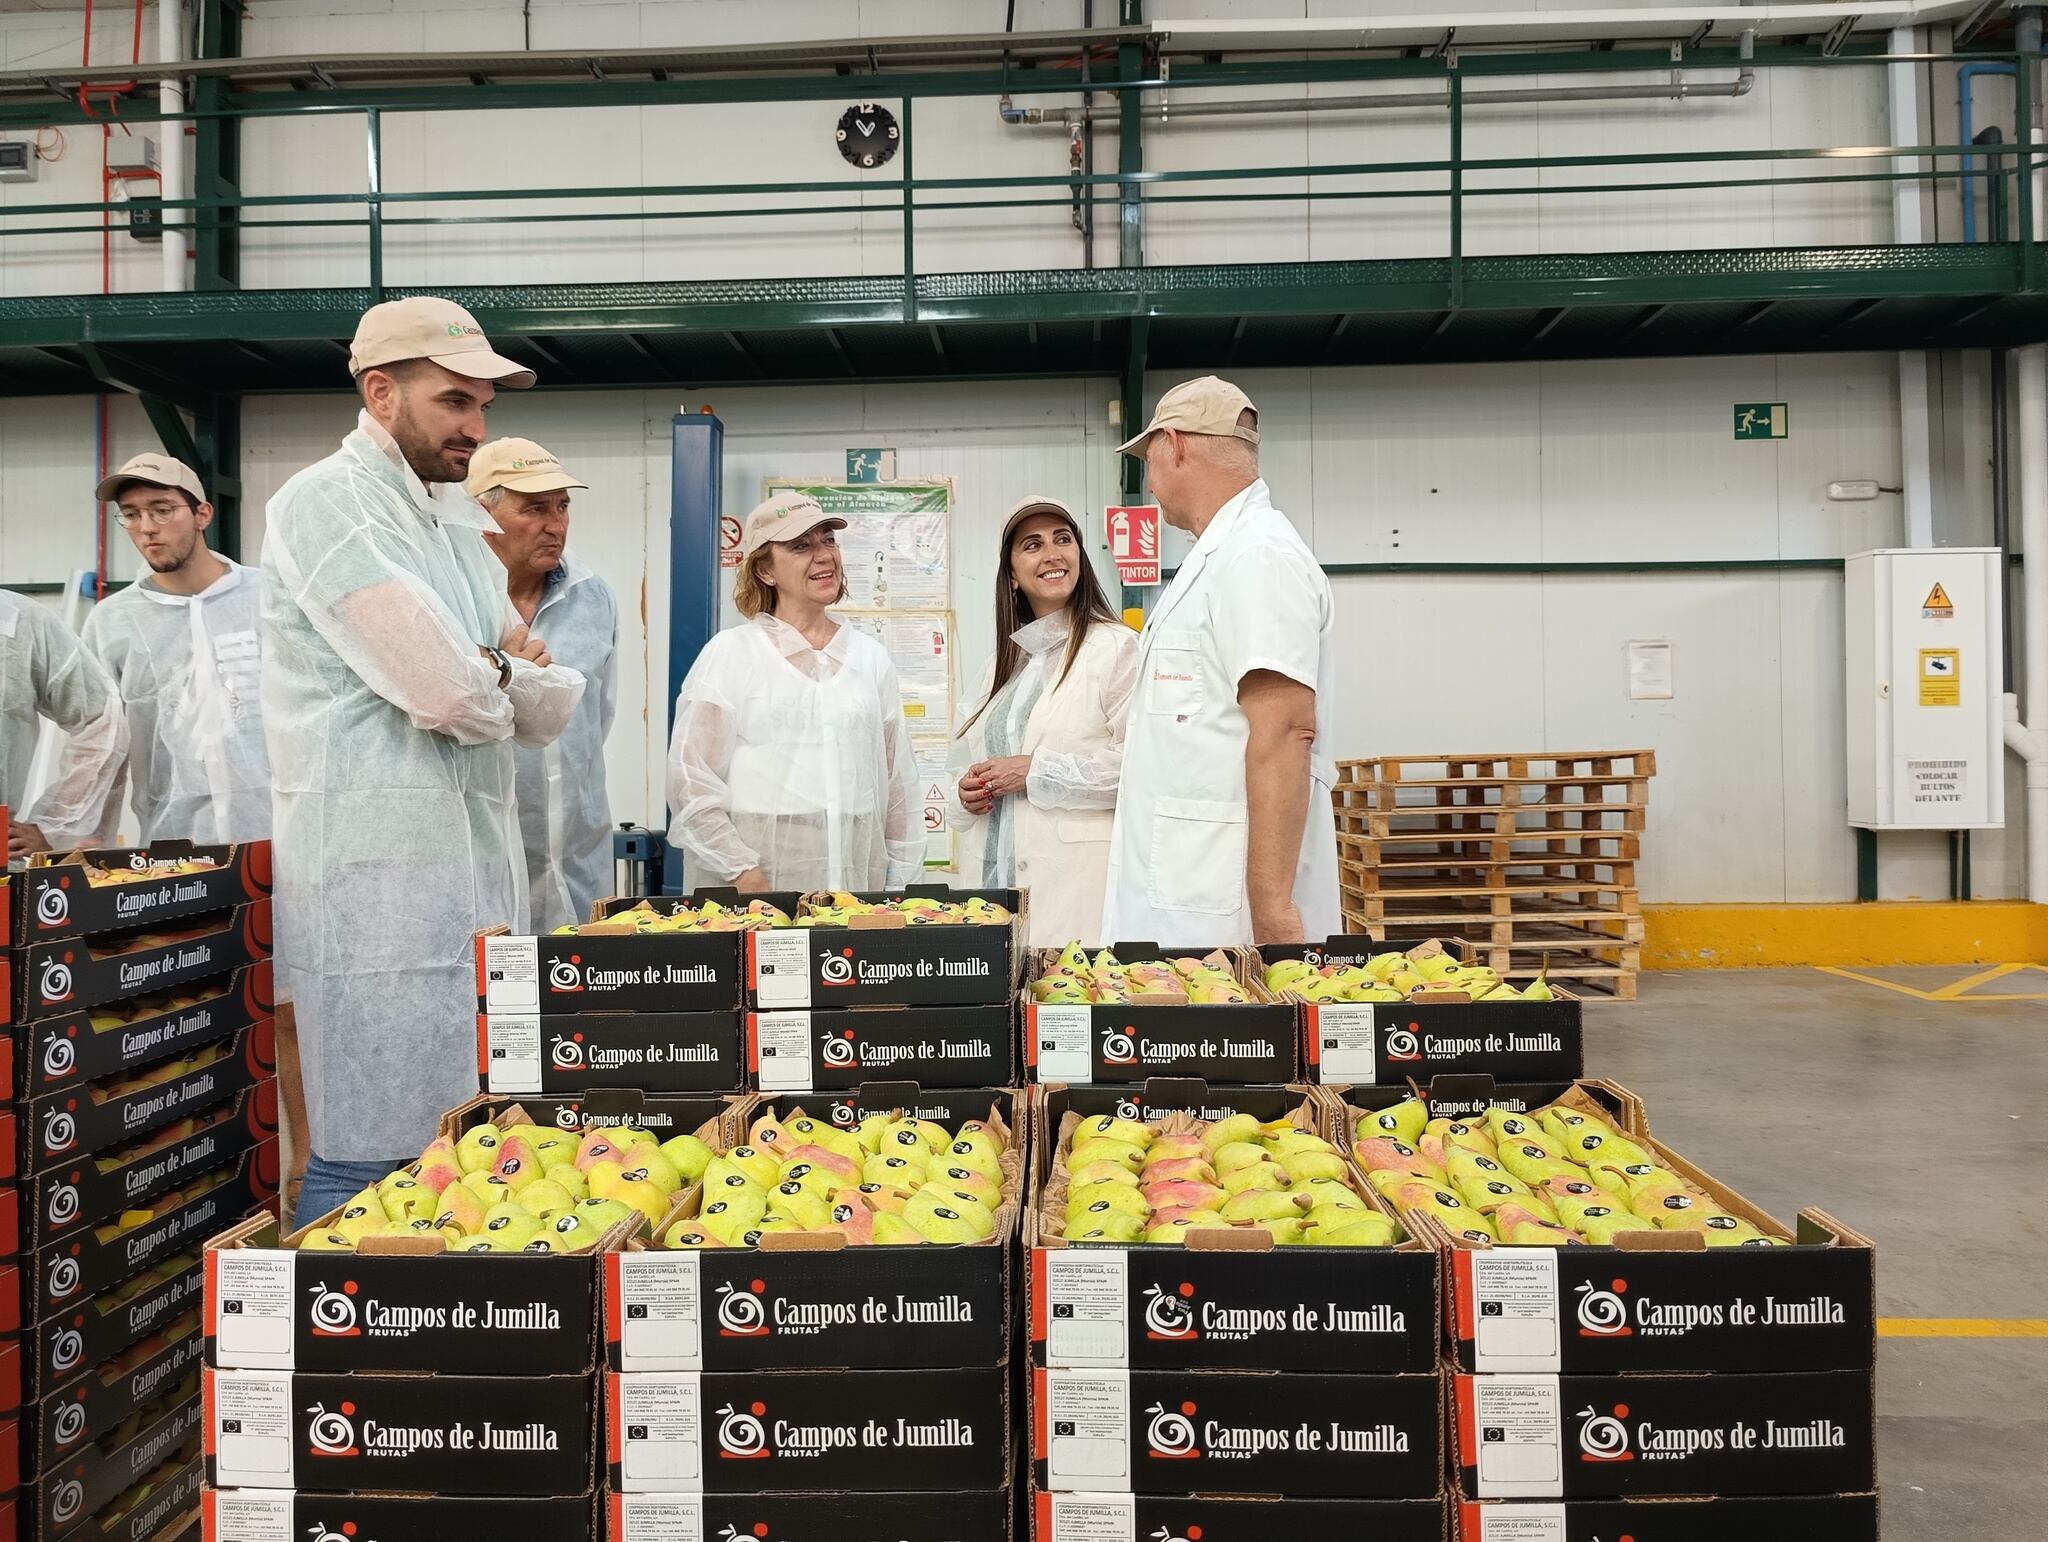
[0,43,2038,305]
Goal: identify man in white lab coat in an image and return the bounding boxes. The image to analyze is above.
[1101,376,1341,947]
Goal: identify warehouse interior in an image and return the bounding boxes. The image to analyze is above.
[1,2,2045,1540]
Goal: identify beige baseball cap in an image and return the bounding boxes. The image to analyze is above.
[1116,375,1260,456]
[1000,494,1080,546]
[464,438,588,498]
[95,453,204,504]
[741,490,846,558]
[348,296,537,388]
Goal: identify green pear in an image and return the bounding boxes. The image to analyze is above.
[737,1217,807,1245]
[1221,1162,1287,1197]
[1144,1211,1229,1243]
[945,1137,1003,1183]
[1062,1212,1146,1244]
[1304,1202,1372,1233]
[1292,1178,1366,1213]
[541,1163,588,1200]
[871,1212,928,1245]
[769,1184,832,1230]
[904,1188,995,1243]
[1067,1141,1146,1175]
[776,1161,843,1200]
[1201,1114,1265,1154]
[851,1114,893,1155]
[662,1221,726,1248]
[454,1124,502,1174]
[1071,1161,1142,1189]
[576,1196,640,1234]
[1067,1183,1150,1222]
[491,1133,545,1191]
[1521,973,1555,1002]
[379,1177,432,1225]
[619,1151,682,1195]
[545,1213,602,1251]
[1578,1211,1661,1245]
[1315,1214,1400,1247]
[1360,1097,1428,1146]
[297,1229,355,1252]
[1277,1150,1349,1185]
[332,1191,385,1242]
[721,1146,782,1188]
[1074,1114,1154,1151]
[478,1204,543,1250]
[1263,1130,1335,1158]
[864,1153,928,1189]
[1211,1141,1273,1176]
[516,1178,577,1220]
[432,1183,486,1235]
[1220,1188,1309,1223]
[1252,1217,1316,1245]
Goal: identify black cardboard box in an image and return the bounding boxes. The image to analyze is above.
[204,1367,595,1496]
[33,1142,278,1325]
[22,1019,275,1174]
[13,900,271,1022]
[607,1365,1009,1494]
[444,1089,744,1149]
[27,1313,200,1475]
[202,1488,596,1542]
[1453,1369,1875,1499]
[1035,1490,1447,1542]
[1024,946,1297,1085]
[13,843,270,947]
[31,1080,278,1248]
[1456,1490,1881,1541]
[56,1448,203,1542]
[1029,1081,1438,1375]
[478,1010,745,1096]
[19,962,272,1102]
[205,1209,601,1376]
[745,889,1022,1011]
[747,1003,1016,1093]
[31,1388,198,1537]
[1033,1366,1442,1498]
[611,1489,1014,1542]
[477,890,756,1016]
[35,1257,204,1407]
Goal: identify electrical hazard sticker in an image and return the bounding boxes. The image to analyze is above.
[1922,582,1954,619]
[1919,649,1961,707]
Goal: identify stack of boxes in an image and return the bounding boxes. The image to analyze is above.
[7,838,278,1542]
[1,810,17,1542]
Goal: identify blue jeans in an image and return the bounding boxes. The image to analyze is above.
[297,1152,407,1232]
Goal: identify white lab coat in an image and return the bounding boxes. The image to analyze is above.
[513,552,619,932]
[666,613,922,891]
[262,411,586,1161]
[81,557,272,845]
[947,614,1137,946]
[0,590,127,846]
[1101,478,1341,947]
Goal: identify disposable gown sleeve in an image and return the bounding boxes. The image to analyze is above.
[663,641,759,883]
[503,655,587,748]
[878,662,924,886]
[22,603,129,847]
[942,663,995,834]
[1025,624,1138,812]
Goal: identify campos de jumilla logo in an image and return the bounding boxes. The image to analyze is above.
[308,1281,361,1338]
[307,1401,360,1458]
[717,1401,772,1459]
[1143,1283,1198,1342]
[1575,1278,1633,1338]
[818,948,856,987]
[39,955,76,1004]
[1383,1026,1422,1062]
[1577,1403,1634,1463]
[1101,1027,1138,1066]
[547,956,584,993]
[36,883,70,928]
[1146,1401,1201,1460]
[715,1280,770,1338]
[550,1036,586,1071]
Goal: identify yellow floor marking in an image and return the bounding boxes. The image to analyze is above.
[1816,962,2048,1003]
[1878,1318,2048,1338]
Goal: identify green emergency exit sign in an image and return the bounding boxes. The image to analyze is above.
[1733,403,1788,440]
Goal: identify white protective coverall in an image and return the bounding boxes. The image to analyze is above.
[81,557,271,844]
[513,552,619,932]
[0,590,127,846]
[262,411,585,1161]
[946,613,1138,945]
[666,612,921,891]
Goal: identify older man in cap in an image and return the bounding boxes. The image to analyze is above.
[467,438,619,934]
[263,296,586,1223]
[1101,375,1340,947]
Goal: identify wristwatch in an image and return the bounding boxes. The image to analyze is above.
[482,645,513,689]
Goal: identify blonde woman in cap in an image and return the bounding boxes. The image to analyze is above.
[666,491,921,892]
[948,496,1136,945]
[263,296,587,1223]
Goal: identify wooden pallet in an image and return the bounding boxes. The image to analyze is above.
[1337,828,1642,865]
[1333,801,1650,838]
[1337,749,1657,784]
[1342,853,1638,893]
[1453,934,1642,1001]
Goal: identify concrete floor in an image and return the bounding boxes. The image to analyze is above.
[1587,967,2048,1540]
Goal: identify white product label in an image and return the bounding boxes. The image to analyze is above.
[482,935,541,1012]
[615,1252,705,1371]
[1033,1005,1093,1082]
[1313,1003,1378,1083]
[1468,1248,1563,1372]
[616,1495,706,1542]
[1469,1374,1565,1498]
[751,930,814,1009]
[1043,1369,1133,1490]
[205,1491,294,1542]
[618,1373,706,1491]
[1044,1493,1138,1542]
[209,1252,297,1369]
[751,1011,814,1093]
[209,1370,297,1489]
[483,1013,543,1093]
[1044,1249,1130,1367]
[1474,1501,1570,1541]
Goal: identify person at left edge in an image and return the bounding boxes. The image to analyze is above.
[264,296,586,1225]
[467,437,619,933]
[1,593,126,855]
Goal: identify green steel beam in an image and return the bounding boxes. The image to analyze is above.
[193,0,243,292]
[195,392,242,560]
[137,394,203,471]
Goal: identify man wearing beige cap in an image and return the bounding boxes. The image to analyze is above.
[263,296,587,1223]
[468,437,619,933]
[1101,375,1340,946]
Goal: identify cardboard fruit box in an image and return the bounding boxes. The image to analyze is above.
[203,1488,597,1542]
[1263,938,1583,1086]
[610,1085,1022,1374]
[33,1254,202,1407]
[1033,1491,1447,1542]
[745,887,1023,1010]
[1023,946,1297,1085]
[29,1385,197,1539]
[1327,1077,1877,1374]
[1456,1490,1881,1541]
[13,900,271,1023]
[611,1489,1014,1542]
[12,842,270,947]
[18,961,272,1103]
[204,1366,594,1496]
[606,1363,1010,1495]
[0,1416,16,1489]
[49,1446,202,1542]
[21,1019,275,1175]
[1030,1081,1437,1375]
[747,1002,1017,1094]
[478,1009,745,1097]
[25,1310,199,1481]
[32,1142,277,1326]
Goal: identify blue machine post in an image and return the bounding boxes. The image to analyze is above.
[664,408,726,893]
